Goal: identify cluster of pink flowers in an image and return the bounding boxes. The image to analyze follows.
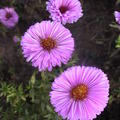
[0,0,113,120]
[21,0,83,71]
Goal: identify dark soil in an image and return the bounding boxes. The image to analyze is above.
[0,0,120,120]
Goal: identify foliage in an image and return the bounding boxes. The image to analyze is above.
[109,86,120,105]
[116,35,120,48]
[0,54,78,120]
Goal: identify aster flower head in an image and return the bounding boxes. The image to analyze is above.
[114,11,120,24]
[21,21,74,71]
[46,0,83,25]
[0,7,19,28]
[13,35,20,43]
[50,66,109,120]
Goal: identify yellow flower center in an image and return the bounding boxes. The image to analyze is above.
[71,84,88,100]
[41,37,56,51]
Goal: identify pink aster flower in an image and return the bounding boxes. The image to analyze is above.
[0,7,19,28]
[114,11,120,24]
[13,35,20,43]
[21,21,74,71]
[46,0,83,25]
[50,66,109,120]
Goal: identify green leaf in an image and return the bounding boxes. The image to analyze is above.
[116,35,120,48]
[46,105,53,112]
[41,71,46,81]
[30,72,36,87]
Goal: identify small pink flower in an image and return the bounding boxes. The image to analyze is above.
[13,35,20,43]
[0,7,19,28]
[114,11,120,24]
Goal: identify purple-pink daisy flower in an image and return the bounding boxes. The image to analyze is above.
[114,11,120,24]
[0,7,19,28]
[50,66,109,120]
[13,35,20,43]
[21,21,74,71]
[46,0,83,25]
